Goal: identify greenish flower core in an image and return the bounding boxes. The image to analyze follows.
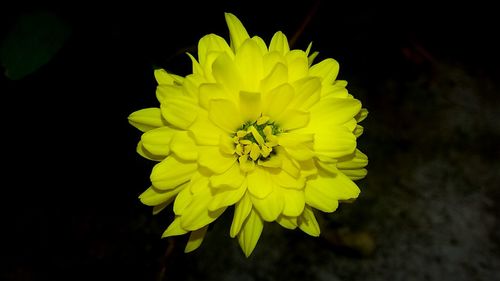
[232,117,282,162]
[238,121,281,144]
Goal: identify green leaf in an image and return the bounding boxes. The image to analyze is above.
[0,11,71,80]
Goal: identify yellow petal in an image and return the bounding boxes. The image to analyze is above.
[160,95,198,129]
[235,39,263,91]
[299,159,319,178]
[198,146,236,174]
[173,187,193,215]
[152,201,169,215]
[281,188,305,216]
[257,156,282,168]
[336,149,368,170]
[136,140,165,161]
[189,112,225,146]
[262,52,287,82]
[180,189,226,231]
[128,108,163,132]
[271,170,305,189]
[314,126,356,158]
[353,125,364,138]
[212,53,243,98]
[162,83,193,107]
[321,83,349,99]
[316,159,339,174]
[156,84,181,104]
[198,34,233,66]
[355,108,369,123]
[154,68,183,86]
[298,206,320,237]
[308,51,319,66]
[170,131,198,161]
[199,55,220,82]
[344,117,357,132]
[305,41,313,56]
[306,169,361,203]
[237,209,264,257]
[162,216,188,237]
[184,226,209,253]
[275,109,310,131]
[284,144,315,161]
[187,53,204,75]
[276,148,300,178]
[247,167,273,199]
[278,132,314,148]
[334,80,348,88]
[199,83,233,109]
[224,13,250,52]
[208,99,243,133]
[304,180,339,213]
[239,91,262,122]
[219,134,236,155]
[269,31,290,55]
[141,126,178,157]
[210,162,245,189]
[230,192,252,237]
[309,58,340,85]
[188,172,210,194]
[307,98,361,130]
[250,188,284,222]
[238,154,256,173]
[276,215,297,229]
[251,36,268,54]
[305,42,319,66]
[341,168,367,180]
[208,181,247,211]
[139,183,187,206]
[150,156,197,190]
[261,83,294,119]
[286,50,309,82]
[289,77,321,110]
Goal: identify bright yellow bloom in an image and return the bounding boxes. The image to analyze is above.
[128,13,368,257]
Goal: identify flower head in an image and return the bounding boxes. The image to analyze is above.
[128,13,368,257]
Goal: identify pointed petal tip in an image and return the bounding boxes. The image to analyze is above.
[224,12,239,23]
[184,226,209,253]
[224,12,250,51]
[269,31,290,55]
[243,250,252,258]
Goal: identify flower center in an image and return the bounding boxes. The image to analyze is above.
[233,115,281,166]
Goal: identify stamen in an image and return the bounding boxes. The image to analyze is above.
[249,125,265,146]
[249,143,261,161]
[240,139,252,145]
[232,117,282,164]
[243,144,252,155]
[263,125,273,137]
[257,116,270,125]
[237,130,248,138]
[261,145,271,157]
[235,144,243,156]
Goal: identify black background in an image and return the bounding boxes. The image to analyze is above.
[2,1,499,280]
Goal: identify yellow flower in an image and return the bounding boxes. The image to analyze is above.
[128,13,368,257]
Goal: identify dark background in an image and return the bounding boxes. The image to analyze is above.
[2,1,499,280]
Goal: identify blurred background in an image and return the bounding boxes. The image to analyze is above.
[2,1,499,280]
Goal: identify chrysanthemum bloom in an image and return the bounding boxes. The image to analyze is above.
[128,13,368,257]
